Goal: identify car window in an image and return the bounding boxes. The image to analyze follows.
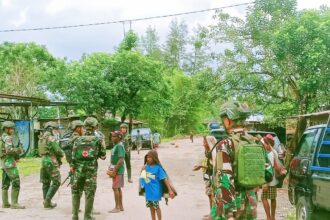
[297,129,318,157]
[131,128,150,136]
[316,128,330,167]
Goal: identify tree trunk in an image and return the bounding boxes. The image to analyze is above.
[284,95,308,169]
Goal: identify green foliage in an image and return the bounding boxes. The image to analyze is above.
[0,42,57,96]
[140,26,162,60]
[163,19,188,69]
[210,0,330,126]
[118,30,139,51]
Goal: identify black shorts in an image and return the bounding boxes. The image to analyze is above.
[146,200,159,209]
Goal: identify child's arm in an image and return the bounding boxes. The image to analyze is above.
[163,178,175,199]
[193,164,208,171]
[114,157,124,175]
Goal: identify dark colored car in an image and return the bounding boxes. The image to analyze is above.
[288,124,330,219]
[131,128,153,150]
[208,122,220,130]
[210,128,227,141]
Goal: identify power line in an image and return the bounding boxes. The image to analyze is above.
[0,2,254,33]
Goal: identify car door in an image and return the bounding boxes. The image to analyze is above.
[289,128,319,204]
[311,127,330,211]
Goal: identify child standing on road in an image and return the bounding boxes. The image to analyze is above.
[261,134,286,220]
[140,150,176,220]
[193,136,215,213]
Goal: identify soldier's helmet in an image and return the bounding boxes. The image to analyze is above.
[44,121,58,129]
[120,123,128,128]
[70,120,84,130]
[84,117,98,128]
[1,121,15,130]
[219,101,251,120]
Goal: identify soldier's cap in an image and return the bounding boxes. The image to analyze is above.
[70,120,84,130]
[44,121,58,129]
[120,123,128,128]
[219,101,251,120]
[84,117,98,127]
[111,130,123,138]
[1,121,15,130]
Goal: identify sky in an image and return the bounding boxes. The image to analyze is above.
[0,0,328,60]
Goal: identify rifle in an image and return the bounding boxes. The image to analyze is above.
[61,172,72,187]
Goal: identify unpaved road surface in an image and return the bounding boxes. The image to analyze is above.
[0,137,293,220]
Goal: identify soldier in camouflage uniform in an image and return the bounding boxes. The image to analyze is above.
[120,123,133,183]
[211,101,258,220]
[0,121,25,209]
[61,120,84,164]
[70,117,106,220]
[39,121,64,209]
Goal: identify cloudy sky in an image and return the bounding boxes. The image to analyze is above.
[0,0,328,60]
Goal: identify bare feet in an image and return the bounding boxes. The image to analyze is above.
[109,208,121,213]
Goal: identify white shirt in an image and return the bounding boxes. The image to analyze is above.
[267,150,279,186]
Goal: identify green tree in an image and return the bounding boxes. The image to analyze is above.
[107,51,166,122]
[210,0,330,125]
[184,25,211,75]
[0,42,57,97]
[163,19,188,69]
[140,26,162,60]
[118,30,139,52]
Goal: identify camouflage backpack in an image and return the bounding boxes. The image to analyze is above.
[73,136,99,161]
[231,133,267,188]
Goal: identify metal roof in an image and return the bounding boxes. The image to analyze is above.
[0,93,77,106]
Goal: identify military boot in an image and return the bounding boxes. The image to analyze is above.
[72,194,80,220]
[84,197,95,220]
[43,185,58,209]
[10,188,25,209]
[127,169,133,183]
[42,184,50,200]
[2,190,11,208]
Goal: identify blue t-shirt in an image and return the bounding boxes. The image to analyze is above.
[140,164,167,201]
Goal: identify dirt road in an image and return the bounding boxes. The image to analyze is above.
[0,137,293,220]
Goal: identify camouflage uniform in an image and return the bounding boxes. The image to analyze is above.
[61,120,84,164]
[71,117,106,220]
[212,133,258,220]
[39,122,64,208]
[211,101,257,220]
[0,121,25,209]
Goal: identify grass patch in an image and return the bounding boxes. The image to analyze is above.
[17,157,42,176]
[0,157,69,180]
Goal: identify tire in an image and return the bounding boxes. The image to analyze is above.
[296,196,313,220]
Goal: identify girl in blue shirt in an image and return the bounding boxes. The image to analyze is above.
[140,150,175,220]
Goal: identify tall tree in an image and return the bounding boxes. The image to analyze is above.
[0,42,57,97]
[210,0,330,125]
[140,26,162,60]
[118,30,139,52]
[163,18,188,69]
[183,25,210,74]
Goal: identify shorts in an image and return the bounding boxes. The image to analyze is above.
[146,200,159,209]
[261,186,277,200]
[112,174,124,189]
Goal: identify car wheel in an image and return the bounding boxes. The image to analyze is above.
[296,196,313,220]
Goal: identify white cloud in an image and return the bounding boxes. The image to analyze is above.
[0,0,329,60]
[11,7,29,27]
[1,0,12,7]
